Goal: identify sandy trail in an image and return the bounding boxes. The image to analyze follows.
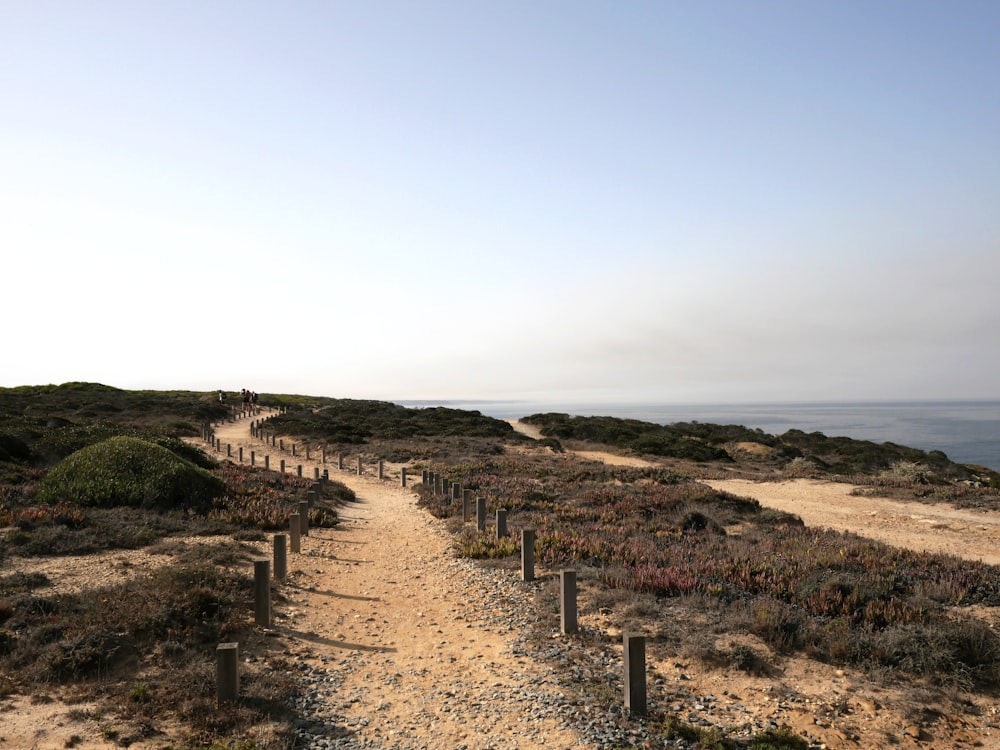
[208,414,583,749]
[703,478,1000,566]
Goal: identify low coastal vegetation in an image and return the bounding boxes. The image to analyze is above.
[2,382,999,748]
[419,456,1000,688]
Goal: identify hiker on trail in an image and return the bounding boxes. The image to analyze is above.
[218,390,226,403]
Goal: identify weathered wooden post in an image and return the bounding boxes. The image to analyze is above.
[297,464,302,477]
[250,450,256,466]
[321,446,327,464]
[442,477,451,497]
[452,482,461,501]
[273,534,287,580]
[264,455,270,470]
[463,490,472,522]
[338,452,344,470]
[476,497,487,531]
[305,446,310,461]
[279,439,284,451]
[239,446,244,462]
[291,443,296,457]
[357,456,363,476]
[253,558,270,627]
[401,467,408,487]
[298,501,309,537]
[560,570,578,634]
[279,459,285,474]
[227,443,232,457]
[289,513,301,553]
[624,634,647,715]
[422,469,429,485]
[216,642,239,702]
[378,459,384,480]
[496,508,507,538]
[522,529,536,582]
[314,467,320,479]
[434,474,442,496]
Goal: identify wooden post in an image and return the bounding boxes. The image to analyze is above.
[297,464,302,477]
[560,570,578,634]
[279,459,285,474]
[289,514,301,553]
[357,456,363,475]
[496,508,507,538]
[522,529,535,582]
[250,451,255,466]
[216,642,239,703]
[452,482,461,501]
[253,558,270,627]
[378,459,384,480]
[264,455,270,470]
[463,489,472,522]
[476,497,487,531]
[401,467,408,487]
[338,452,344,470]
[298,501,309,537]
[238,447,243,462]
[273,534,287,580]
[624,634,647,715]
[227,443,232,457]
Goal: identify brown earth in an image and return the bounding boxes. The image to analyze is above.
[3,415,1000,749]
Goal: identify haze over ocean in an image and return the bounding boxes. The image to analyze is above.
[400,399,1000,472]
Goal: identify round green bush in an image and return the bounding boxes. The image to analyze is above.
[37,436,224,511]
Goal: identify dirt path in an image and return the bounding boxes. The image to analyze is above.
[704,478,1000,567]
[209,414,584,749]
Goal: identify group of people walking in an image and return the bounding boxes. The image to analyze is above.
[217,388,260,413]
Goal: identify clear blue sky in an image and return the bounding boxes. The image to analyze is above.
[3,2,998,403]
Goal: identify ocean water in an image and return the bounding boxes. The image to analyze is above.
[398,399,1000,472]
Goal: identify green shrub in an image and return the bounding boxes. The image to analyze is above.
[36,436,224,512]
[750,725,808,749]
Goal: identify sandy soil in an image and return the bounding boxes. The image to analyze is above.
[702,478,1000,568]
[4,416,1000,749]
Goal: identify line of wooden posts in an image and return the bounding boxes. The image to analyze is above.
[205,410,649,715]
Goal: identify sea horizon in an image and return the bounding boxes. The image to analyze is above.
[397,398,1000,472]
